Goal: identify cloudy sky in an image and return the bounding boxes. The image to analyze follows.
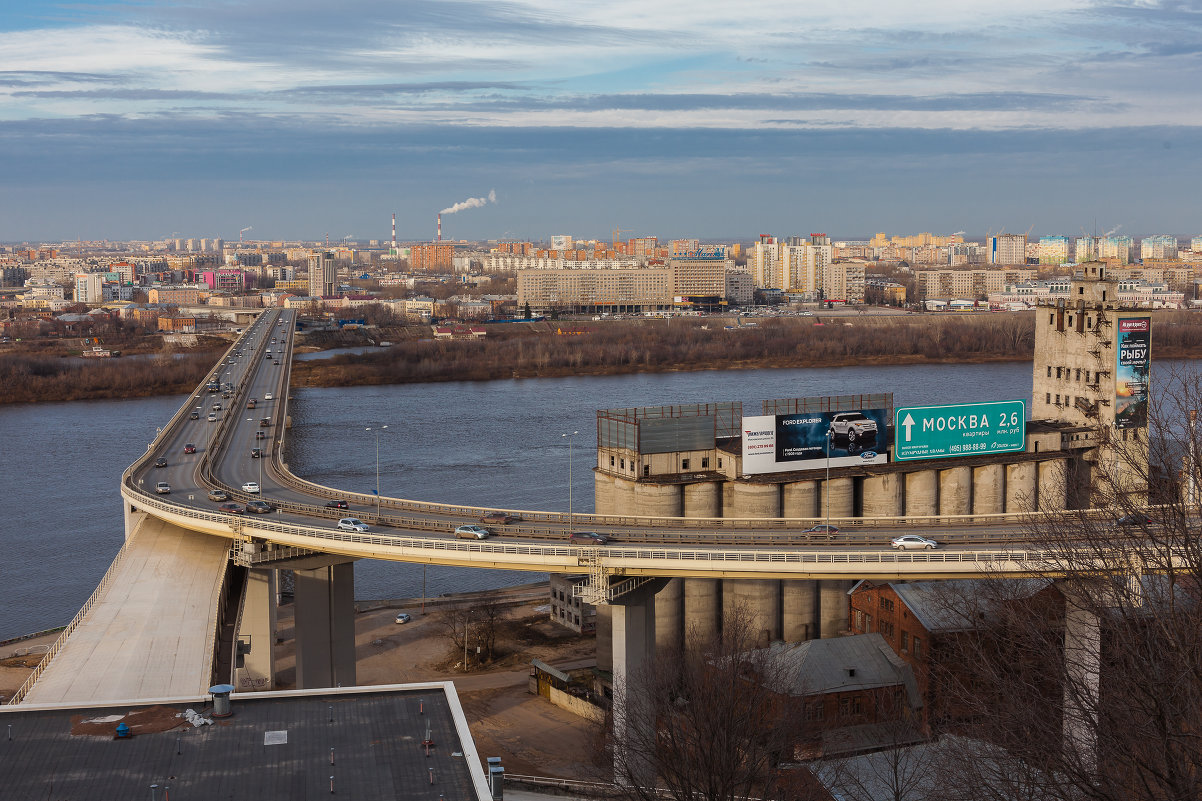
[1,0,1199,242]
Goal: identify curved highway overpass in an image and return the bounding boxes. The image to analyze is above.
[114,307,1122,587]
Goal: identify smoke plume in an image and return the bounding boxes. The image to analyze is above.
[441,189,496,215]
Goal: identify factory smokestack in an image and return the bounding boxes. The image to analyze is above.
[391,212,396,253]
[437,214,442,242]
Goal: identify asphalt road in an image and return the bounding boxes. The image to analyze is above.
[133,309,1047,556]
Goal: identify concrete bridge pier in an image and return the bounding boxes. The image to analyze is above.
[293,561,358,689]
[611,578,669,787]
[235,568,278,692]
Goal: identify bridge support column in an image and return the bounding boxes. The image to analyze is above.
[235,569,277,692]
[611,579,667,787]
[293,561,357,689]
[1062,596,1101,774]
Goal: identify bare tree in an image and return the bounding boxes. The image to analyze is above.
[930,363,1202,801]
[605,605,817,801]
[435,600,501,668]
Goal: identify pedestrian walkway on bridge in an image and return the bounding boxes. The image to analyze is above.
[20,516,230,705]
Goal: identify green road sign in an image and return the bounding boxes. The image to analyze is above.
[893,400,1026,462]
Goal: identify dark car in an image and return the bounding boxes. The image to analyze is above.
[804,524,839,537]
[246,500,274,514]
[255,431,266,439]
[260,417,271,427]
[569,531,609,545]
[189,411,200,420]
[325,500,349,509]
[480,512,522,525]
[251,447,264,458]
[218,502,244,514]
[183,443,196,454]
[154,457,168,468]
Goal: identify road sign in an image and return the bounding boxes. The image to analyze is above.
[893,400,1026,462]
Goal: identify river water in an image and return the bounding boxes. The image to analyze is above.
[0,360,1039,640]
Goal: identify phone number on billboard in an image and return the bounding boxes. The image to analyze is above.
[948,442,996,453]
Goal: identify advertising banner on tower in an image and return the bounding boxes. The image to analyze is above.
[1115,316,1151,429]
[742,410,889,475]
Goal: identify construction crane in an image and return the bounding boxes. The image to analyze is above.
[613,226,633,248]
[239,226,253,243]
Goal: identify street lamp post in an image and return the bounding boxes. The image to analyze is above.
[825,428,832,532]
[463,611,473,672]
[561,431,578,520]
[366,425,388,518]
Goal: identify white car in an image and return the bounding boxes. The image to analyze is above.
[155,481,171,494]
[455,525,491,540]
[264,392,273,401]
[337,517,369,533]
[395,612,412,624]
[891,535,939,550]
[828,412,878,444]
[242,482,260,494]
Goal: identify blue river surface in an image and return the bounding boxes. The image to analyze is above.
[1,357,1166,641]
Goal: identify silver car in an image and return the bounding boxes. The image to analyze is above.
[455,525,490,540]
[890,535,938,550]
[337,517,369,533]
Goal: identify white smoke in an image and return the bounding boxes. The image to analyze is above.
[441,189,497,215]
[1104,224,1123,237]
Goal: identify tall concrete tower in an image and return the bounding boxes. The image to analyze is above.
[1030,262,1150,502]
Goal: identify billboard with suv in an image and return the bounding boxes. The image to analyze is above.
[742,409,889,475]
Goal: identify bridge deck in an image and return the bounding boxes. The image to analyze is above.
[22,516,229,705]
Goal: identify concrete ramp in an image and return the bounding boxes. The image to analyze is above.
[20,517,230,705]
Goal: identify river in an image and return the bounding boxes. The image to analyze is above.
[0,360,1041,640]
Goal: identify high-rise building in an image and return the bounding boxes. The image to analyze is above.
[409,243,454,272]
[1140,235,1178,261]
[1100,235,1136,264]
[1038,236,1071,265]
[748,236,832,295]
[1076,236,1102,263]
[1191,236,1202,253]
[73,272,104,303]
[987,234,1028,265]
[307,252,336,297]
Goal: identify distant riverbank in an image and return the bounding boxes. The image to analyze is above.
[5,311,1202,403]
[289,312,1202,389]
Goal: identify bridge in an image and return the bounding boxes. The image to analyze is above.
[9,305,1143,770]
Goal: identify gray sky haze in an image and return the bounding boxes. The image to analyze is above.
[2,1,1199,241]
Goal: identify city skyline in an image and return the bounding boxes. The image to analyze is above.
[2,1,1201,240]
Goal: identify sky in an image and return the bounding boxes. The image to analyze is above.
[1,0,1200,242]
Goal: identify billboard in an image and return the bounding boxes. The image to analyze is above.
[742,409,889,475]
[1115,317,1150,429]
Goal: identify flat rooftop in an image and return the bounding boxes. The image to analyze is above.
[1,683,489,800]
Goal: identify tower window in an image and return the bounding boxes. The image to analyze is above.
[1056,367,1062,378]
[1047,366,1052,377]
[1046,392,1051,404]
[681,459,690,471]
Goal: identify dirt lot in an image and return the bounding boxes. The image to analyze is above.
[3,593,605,779]
[274,596,606,780]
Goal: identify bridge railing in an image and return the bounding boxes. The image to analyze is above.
[8,533,136,705]
[121,481,1072,571]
